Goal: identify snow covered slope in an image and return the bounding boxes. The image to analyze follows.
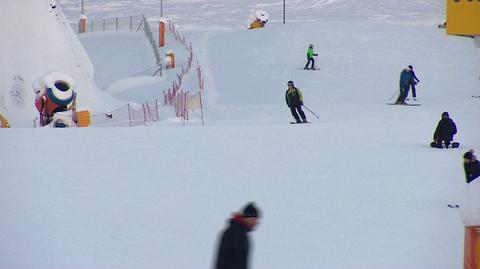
[1,1,479,269]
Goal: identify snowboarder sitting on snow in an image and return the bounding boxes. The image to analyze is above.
[285,81,308,123]
[463,150,480,184]
[408,65,420,101]
[304,44,318,70]
[395,66,414,104]
[430,112,457,148]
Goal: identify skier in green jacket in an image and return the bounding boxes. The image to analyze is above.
[304,44,318,70]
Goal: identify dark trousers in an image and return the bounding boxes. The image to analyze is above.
[290,106,306,122]
[410,83,417,98]
[305,58,315,69]
[396,85,410,103]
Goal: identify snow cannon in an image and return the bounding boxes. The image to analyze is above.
[459,179,480,269]
[33,71,77,127]
[248,10,269,29]
[164,50,176,69]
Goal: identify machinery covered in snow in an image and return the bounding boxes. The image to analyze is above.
[248,9,269,29]
[33,71,77,127]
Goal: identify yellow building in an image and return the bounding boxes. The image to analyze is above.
[446,0,480,36]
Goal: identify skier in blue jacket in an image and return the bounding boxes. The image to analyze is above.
[395,66,414,104]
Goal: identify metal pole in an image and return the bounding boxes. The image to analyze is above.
[81,0,84,15]
[160,0,163,17]
[283,0,285,24]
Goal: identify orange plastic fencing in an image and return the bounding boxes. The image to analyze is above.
[464,226,480,269]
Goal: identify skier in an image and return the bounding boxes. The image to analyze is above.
[463,150,480,183]
[407,65,420,101]
[395,66,414,104]
[304,44,318,70]
[214,202,261,269]
[285,80,308,123]
[430,112,458,148]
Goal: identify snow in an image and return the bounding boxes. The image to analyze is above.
[1,0,480,268]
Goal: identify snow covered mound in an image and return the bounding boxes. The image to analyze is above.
[460,179,480,227]
[0,0,122,127]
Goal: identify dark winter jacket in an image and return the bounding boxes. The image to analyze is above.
[464,160,480,183]
[215,215,252,269]
[433,118,457,141]
[410,70,420,84]
[285,87,304,108]
[399,69,413,88]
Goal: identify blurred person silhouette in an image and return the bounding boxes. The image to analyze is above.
[214,202,261,269]
[463,150,480,183]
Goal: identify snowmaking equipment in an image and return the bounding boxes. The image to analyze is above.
[248,10,269,29]
[33,71,78,127]
[164,50,176,69]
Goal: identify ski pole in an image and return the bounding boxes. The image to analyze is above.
[388,89,399,101]
[300,59,307,68]
[302,105,319,118]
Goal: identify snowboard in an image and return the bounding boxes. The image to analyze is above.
[290,121,310,124]
[430,142,460,149]
[299,67,320,71]
[386,103,421,106]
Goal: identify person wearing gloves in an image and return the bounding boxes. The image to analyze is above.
[285,80,308,123]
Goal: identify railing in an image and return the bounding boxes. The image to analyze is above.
[71,17,207,127]
[139,15,162,70]
[87,15,143,32]
[90,99,160,127]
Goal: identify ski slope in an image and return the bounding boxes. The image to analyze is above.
[1,1,480,268]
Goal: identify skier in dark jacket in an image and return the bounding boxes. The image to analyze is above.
[395,66,414,104]
[285,81,308,123]
[214,202,261,269]
[407,65,420,101]
[431,112,457,148]
[463,150,480,183]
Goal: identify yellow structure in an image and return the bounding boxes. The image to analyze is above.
[446,0,480,36]
[76,109,91,127]
[249,20,264,29]
[0,113,10,128]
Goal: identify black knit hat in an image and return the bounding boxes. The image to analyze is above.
[408,65,413,69]
[287,80,294,86]
[442,111,449,118]
[242,202,260,218]
[464,151,473,160]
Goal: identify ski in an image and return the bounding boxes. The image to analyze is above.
[447,204,459,208]
[299,68,320,71]
[386,102,421,106]
[290,122,310,124]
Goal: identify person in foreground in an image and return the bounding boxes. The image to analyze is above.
[214,202,261,269]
